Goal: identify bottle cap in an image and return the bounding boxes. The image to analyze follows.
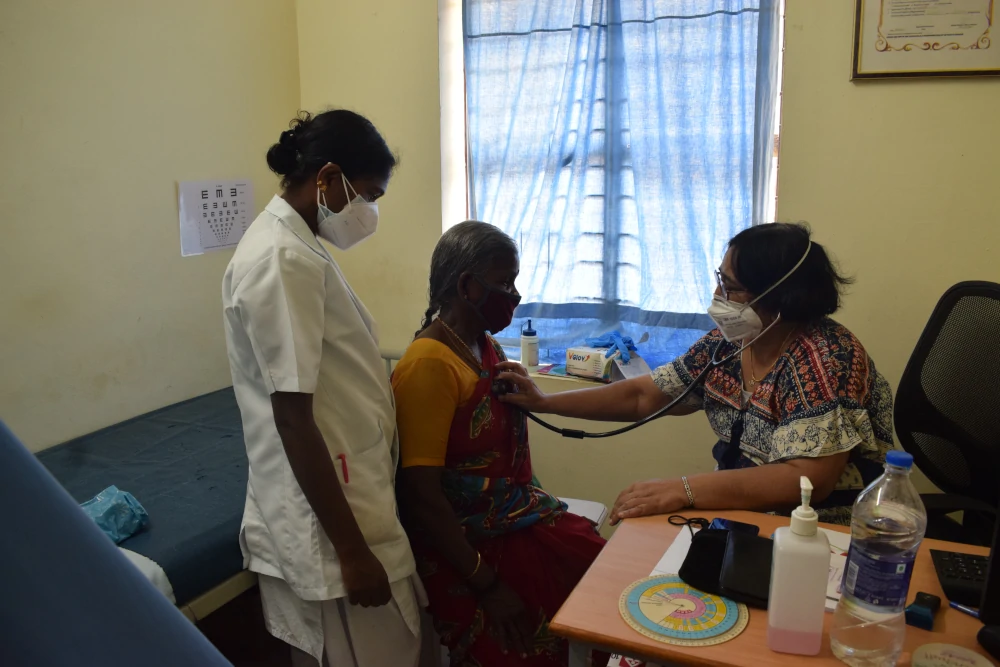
[790,476,818,536]
[521,320,537,336]
[886,450,914,469]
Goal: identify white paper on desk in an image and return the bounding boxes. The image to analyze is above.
[651,525,699,576]
[822,527,851,611]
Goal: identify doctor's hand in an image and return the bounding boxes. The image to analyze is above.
[610,478,687,526]
[495,362,550,413]
[340,546,392,607]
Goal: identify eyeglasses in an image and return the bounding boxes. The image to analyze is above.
[715,270,749,301]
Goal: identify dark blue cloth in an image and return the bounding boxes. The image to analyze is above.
[36,389,248,605]
[0,419,231,666]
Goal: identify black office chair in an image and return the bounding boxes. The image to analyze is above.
[894,281,1000,546]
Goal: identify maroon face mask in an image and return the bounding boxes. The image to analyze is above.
[471,276,521,334]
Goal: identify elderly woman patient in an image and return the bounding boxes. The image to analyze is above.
[500,223,894,527]
[392,221,606,667]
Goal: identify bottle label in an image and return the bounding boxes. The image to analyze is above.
[843,544,916,608]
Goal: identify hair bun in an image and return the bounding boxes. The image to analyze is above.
[266,129,300,177]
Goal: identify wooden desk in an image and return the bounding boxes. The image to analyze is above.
[551,511,992,666]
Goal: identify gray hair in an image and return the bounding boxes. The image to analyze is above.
[418,220,519,335]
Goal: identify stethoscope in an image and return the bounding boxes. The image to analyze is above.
[506,317,784,440]
[507,242,813,439]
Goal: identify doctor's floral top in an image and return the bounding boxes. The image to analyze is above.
[652,318,894,525]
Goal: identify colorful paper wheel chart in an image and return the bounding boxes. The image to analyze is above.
[619,575,750,647]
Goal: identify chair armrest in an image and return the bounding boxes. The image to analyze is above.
[920,493,996,516]
[559,497,608,530]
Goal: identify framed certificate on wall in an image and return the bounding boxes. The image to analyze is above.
[853,0,1000,79]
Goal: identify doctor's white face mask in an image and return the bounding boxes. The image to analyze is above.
[316,174,379,250]
[708,241,812,342]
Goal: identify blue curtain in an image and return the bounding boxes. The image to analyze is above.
[464,0,780,369]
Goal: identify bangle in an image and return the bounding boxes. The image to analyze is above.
[467,551,482,580]
[681,476,696,508]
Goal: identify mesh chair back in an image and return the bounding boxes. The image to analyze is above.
[895,281,1000,507]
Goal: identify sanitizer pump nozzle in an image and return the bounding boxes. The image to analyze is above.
[790,476,818,537]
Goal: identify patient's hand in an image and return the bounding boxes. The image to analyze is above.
[610,479,687,525]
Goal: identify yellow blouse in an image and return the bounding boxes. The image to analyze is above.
[391,338,480,468]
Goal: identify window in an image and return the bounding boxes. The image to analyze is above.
[440,0,783,368]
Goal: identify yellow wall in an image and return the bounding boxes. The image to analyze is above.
[297,0,1000,511]
[0,0,300,451]
[778,0,1000,492]
[293,0,718,514]
[536,0,999,505]
[295,0,445,353]
[778,0,1000,391]
[6,0,996,515]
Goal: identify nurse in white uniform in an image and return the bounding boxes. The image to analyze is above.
[222,110,421,666]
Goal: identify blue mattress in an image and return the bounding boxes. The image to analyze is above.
[37,389,247,606]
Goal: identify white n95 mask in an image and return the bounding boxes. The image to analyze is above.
[316,174,379,250]
[708,296,765,342]
[708,240,813,342]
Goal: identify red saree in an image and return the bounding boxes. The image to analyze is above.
[411,337,606,666]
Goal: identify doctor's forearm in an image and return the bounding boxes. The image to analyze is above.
[685,453,849,512]
[539,376,665,422]
[683,467,803,513]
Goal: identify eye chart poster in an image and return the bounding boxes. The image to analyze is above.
[178,179,254,257]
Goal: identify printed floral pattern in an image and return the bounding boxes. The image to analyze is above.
[652,318,893,524]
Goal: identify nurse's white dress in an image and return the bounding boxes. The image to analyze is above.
[222,195,423,665]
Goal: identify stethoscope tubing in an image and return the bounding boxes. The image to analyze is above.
[517,319,781,439]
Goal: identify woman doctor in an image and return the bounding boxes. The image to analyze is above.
[497,224,893,527]
[222,110,422,667]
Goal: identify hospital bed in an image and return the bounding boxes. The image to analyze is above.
[36,388,254,622]
[36,351,606,624]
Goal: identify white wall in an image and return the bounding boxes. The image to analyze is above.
[0,0,301,451]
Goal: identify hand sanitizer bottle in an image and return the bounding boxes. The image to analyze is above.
[520,320,539,371]
[768,476,830,655]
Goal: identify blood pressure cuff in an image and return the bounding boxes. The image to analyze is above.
[678,528,772,609]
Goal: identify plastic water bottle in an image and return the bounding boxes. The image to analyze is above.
[830,451,927,667]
